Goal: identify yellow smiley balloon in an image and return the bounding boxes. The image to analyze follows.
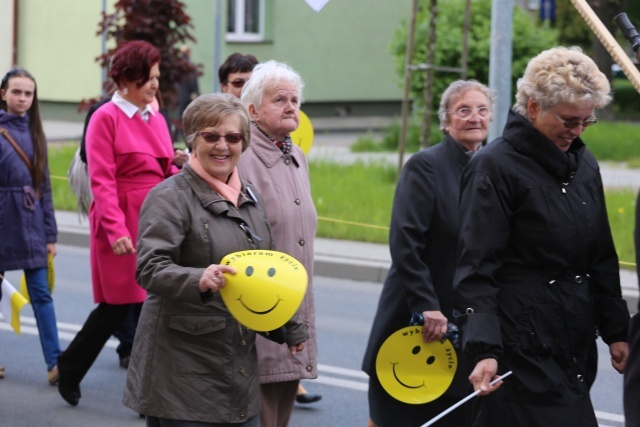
[219,250,308,331]
[290,110,314,155]
[20,253,55,302]
[376,326,457,404]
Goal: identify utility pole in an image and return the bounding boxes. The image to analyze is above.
[213,0,223,93]
[101,0,108,96]
[487,0,513,143]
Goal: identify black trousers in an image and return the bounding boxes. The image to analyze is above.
[113,304,139,359]
[58,302,142,385]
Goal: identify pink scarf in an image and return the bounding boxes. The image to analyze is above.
[188,155,241,207]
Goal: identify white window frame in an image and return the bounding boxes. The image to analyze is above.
[226,0,265,43]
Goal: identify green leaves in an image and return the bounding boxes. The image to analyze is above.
[390,0,558,109]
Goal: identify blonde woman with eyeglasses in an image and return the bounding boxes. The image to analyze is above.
[453,46,630,427]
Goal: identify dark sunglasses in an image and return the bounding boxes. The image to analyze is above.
[197,131,244,144]
[224,79,247,89]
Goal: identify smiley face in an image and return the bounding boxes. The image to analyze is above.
[376,326,457,404]
[236,265,282,314]
[219,250,308,331]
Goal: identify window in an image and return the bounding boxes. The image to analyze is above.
[227,0,265,42]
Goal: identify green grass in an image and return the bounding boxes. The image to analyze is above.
[309,160,395,243]
[606,189,637,269]
[48,143,79,211]
[47,138,638,268]
[582,121,640,163]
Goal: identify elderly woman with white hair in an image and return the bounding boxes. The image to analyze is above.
[238,61,318,427]
[454,46,630,426]
[362,79,495,427]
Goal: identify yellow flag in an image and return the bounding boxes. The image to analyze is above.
[19,253,55,302]
[1,278,29,335]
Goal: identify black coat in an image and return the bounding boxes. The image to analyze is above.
[362,136,473,426]
[623,191,640,425]
[454,111,629,426]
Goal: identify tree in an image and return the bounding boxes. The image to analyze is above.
[390,0,558,111]
[88,0,199,109]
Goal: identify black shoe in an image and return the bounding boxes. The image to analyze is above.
[296,393,322,404]
[58,370,81,406]
[119,356,130,369]
[58,381,81,406]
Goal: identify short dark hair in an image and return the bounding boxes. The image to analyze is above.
[109,40,161,88]
[219,52,259,84]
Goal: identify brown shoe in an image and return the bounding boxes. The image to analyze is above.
[0,365,5,379]
[48,365,59,385]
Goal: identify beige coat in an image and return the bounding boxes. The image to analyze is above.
[238,127,318,383]
[123,166,309,423]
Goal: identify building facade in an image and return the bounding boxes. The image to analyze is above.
[1,0,412,120]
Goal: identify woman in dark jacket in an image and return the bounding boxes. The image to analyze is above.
[454,46,629,427]
[0,68,60,384]
[123,93,308,426]
[362,80,495,427]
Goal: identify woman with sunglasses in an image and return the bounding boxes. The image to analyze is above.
[453,46,630,426]
[361,80,494,427]
[123,93,308,426]
[57,40,187,406]
[0,68,61,385]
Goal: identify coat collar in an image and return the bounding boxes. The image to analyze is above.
[247,126,301,169]
[0,109,29,131]
[442,133,475,167]
[181,164,257,218]
[502,110,585,181]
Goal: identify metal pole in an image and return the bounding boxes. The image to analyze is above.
[397,0,419,177]
[213,0,222,93]
[101,0,107,96]
[487,0,513,143]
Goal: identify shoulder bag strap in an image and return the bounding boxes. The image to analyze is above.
[0,126,35,182]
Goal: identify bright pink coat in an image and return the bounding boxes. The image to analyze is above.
[86,102,177,304]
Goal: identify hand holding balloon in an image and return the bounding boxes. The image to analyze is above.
[199,265,237,293]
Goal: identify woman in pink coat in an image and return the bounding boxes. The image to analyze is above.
[57,40,187,406]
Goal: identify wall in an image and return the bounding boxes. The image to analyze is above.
[0,0,15,75]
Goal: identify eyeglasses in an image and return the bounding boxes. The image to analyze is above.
[451,107,492,120]
[223,79,247,89]
[548,110,597,129]
[197,132,244,144]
